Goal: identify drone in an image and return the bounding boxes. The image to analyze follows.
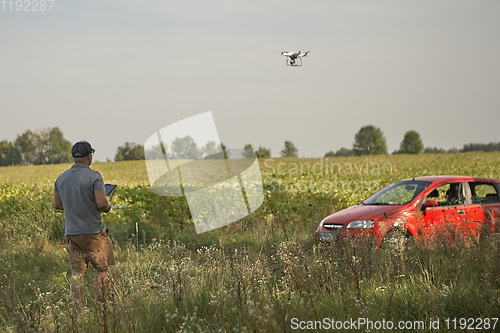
[281,50,310,66]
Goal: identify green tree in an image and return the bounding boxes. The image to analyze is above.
[14,130,38,165]
[0,140,21,166]
[399,130,423,154]
[242,144,255,158]
[424,146,446,154]
[324,151,335,157]
[115,143,145,161]
[280,141,298,158]
[255,146,271,158]
[171,136,201,159]
[353,125,388,155]
[14,127,72,165]
[334,148,354,157]
[461,142,500,152]
[42,127,72,164]
[202,141,220,158]
[145,143,166,160]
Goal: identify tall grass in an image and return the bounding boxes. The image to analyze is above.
[1,153,500,332]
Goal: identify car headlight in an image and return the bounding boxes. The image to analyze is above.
[346,220,374,229]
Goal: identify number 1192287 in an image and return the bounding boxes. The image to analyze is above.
[1,0,55,11]
[445,318,498,330]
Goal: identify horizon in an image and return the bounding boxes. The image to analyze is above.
[2,125,500,163]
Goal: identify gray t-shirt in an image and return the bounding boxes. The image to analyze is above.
[54,164,107,235]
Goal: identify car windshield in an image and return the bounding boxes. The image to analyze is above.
[362,180,432,206]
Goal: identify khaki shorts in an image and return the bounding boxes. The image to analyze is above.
[65,230,116,273]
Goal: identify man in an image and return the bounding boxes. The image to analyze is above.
[54,141,114,308]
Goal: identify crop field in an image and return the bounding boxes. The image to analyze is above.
[1,153,500,332]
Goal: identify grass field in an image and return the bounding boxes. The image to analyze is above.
[1,153,500,332]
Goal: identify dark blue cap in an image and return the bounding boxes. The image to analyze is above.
[72,141,95,158]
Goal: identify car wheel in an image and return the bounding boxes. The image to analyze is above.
[382,229,414,253]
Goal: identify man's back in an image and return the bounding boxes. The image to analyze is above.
[54,164,106,235]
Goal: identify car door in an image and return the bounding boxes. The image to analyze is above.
[420,182,479,243]
[468,181,500,236]
[456,181,483,239]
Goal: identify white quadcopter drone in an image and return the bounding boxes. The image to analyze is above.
[281,50,310,66]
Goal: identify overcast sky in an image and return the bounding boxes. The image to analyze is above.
[1,0,499,161]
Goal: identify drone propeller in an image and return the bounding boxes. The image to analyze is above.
[299,51,310,57]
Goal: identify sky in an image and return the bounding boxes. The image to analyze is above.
[1,0,499,162]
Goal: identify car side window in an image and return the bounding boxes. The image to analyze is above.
[426,182,464,206]
[469,182,500,203]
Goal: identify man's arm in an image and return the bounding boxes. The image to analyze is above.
[95,189,111,213]
[54,191,64,210]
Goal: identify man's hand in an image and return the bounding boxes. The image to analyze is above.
[95,190,112,213]
[54,191,64,210]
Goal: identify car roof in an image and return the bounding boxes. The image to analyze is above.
[402,175,500,183]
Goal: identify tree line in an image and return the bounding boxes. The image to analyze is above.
[115,139,300,161]
[325,125,421,157]
[116,137,228,161]
[324,125,500,157]
[0,127,72,166]
[1,126,500,166]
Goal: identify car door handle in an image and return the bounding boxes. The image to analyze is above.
[457,210,466,215]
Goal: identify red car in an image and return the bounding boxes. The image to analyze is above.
[315,176,500,248]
